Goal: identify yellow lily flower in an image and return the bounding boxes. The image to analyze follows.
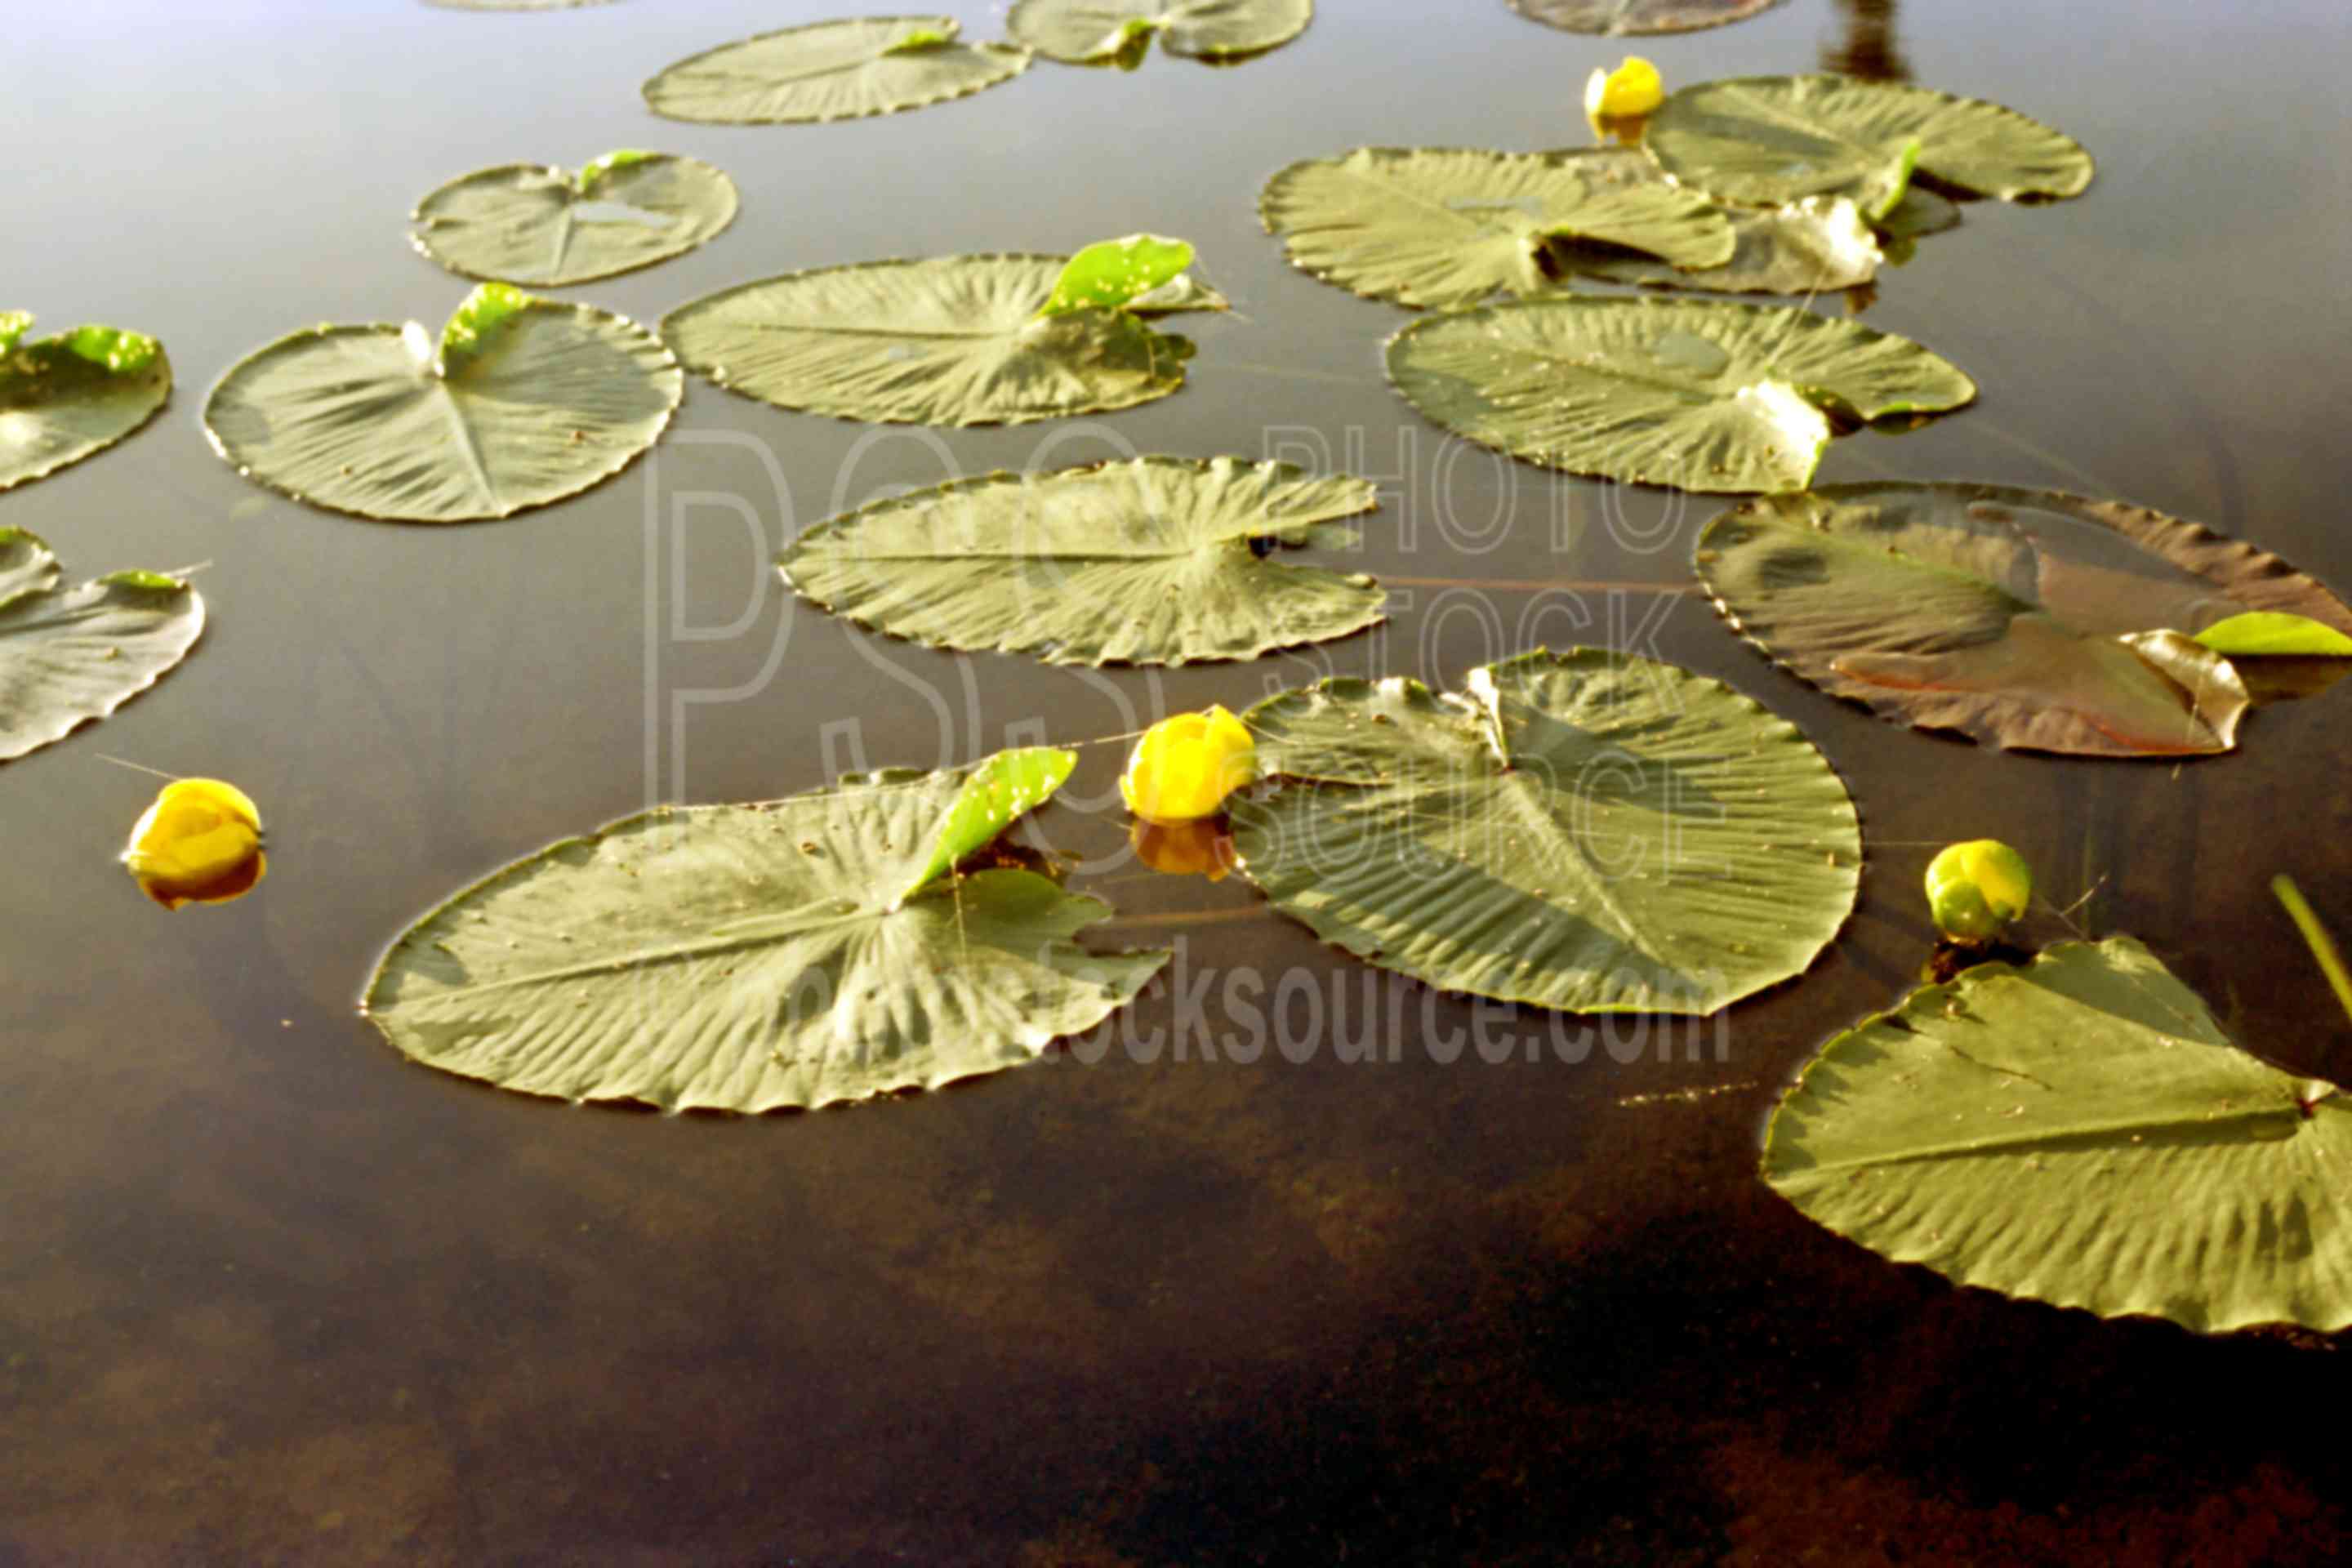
[1120,706,1255,824]
[1924,840,2032,942]
[122,777,266,910]
[1585,56,1664,131]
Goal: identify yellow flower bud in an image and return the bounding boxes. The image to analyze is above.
[1924,840,2032,942]
[1120,706,1255,824]
[122,778,266,910]
[1584,56,1664,123]
[1131,817,1238,882]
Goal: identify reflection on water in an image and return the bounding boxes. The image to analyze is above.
[8,0,2352,1561]
[1823,0,1909,82]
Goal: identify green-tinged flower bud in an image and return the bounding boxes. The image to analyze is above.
[1925,840,2033,941]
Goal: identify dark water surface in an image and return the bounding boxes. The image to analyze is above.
[7,0,2352,1561]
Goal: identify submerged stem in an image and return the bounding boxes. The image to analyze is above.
[2274,875,2352,1030]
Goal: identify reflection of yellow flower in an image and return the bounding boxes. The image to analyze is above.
[1120,706,1254,824]
[122,778,266,910]
[1924,840,2032,942]
[1585,56,1664,124]
[1131,817,1238,882]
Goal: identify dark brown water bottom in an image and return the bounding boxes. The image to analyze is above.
[6,0,2352,1562]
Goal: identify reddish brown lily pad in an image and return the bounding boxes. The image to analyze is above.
[1694,483,2352,757]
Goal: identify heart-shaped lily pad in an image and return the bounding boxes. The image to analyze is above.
[1539,149,1885,296]
[1766,935,2352,1334]
[644,16,1031,124]
[1646,74,2093,213]
[663,253,1205,427]
[0,529,205,764]
[204,285,681,523]
[1,314,172,491]
[1259,146,1735,310]
[1509,0,1786,35]
[1008,0,1312,65]
[363,754,1169,1112]
[410,152,738,286]
[780,457,1383,665]
[1694,483,2352,756]
[1231,648,1860,1013]
[1386,296,1973,492]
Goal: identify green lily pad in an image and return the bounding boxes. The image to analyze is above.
[1386,296,1973,493]
[363,757,1169,1112]
[643,16,1031,125]
[410,152,737,287]
[1258,146,1735,310]
[1539,148,1885,296]
[1229,648,1860,1013]
[203,286,681,523]
[780,457,1383,666]
[0,529,205,764]
[1694,483,2352,757]
[1766,935,2352,1334]
[662,253,1203,427]
[1,314,172,491]
[1646,75,2094,216]
[1008,0,1311,65]
[1509,0,1786,35]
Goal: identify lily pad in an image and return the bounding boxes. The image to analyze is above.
[363,756,1170,1113]
[1509,0,1786,35]
[203,286,681,523]
[1258,146,1735,310]
[662,253,1203,427]
[780,457,1383,666]
[0,529,205,764]
[1,314,172,490]
[1229,648,1860,1013]
[1007,0,1311,65]
[1694,483,2352,757]
[1385,296,1973,492]
[643,16,1031,125]
[1766,935,2352,1334]
[1541,148,1886,296]
[1647,75,2094,216]
[410,152,738,287]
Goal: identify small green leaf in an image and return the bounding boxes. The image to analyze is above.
[2194,611,2352,657]
[1039,234,1195,318]
[439,283,532,374]
[898,746,1076,905]
[0,311,30,356]
[881,24,956,54]
[60,325,161,376]
[574,149,658,195]
[1866,136,1925,220]
[96,568,193,595]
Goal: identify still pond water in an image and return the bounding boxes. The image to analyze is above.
[7,0,2352,1561]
